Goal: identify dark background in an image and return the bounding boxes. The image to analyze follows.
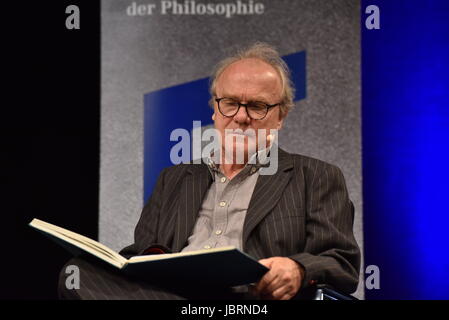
[2,1,100,299]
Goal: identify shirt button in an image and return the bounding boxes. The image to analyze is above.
[220,177,226,183]
[204,245,211,249]
[219,201,226,207]
[215,230,222,235]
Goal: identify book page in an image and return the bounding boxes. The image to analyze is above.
[29,219,128,268]
[128,246,236,263]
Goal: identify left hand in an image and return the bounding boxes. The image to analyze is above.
[251,257,304,300]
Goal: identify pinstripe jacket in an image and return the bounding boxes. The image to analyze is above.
[119,148,361,294]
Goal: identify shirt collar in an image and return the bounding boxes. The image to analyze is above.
[205,146,272,179]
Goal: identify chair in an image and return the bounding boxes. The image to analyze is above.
[294,284,358,300]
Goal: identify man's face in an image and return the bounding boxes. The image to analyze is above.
[213,58,284,163]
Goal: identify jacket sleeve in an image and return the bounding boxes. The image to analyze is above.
[289,162,361,294]
[119,168,168,258]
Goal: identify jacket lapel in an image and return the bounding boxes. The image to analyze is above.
[172,164,212,251]
[242,148,294,248]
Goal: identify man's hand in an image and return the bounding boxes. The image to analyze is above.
[251,257,305,300]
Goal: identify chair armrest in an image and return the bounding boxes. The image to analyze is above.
[313,284,358,300]
[293,284,358,300]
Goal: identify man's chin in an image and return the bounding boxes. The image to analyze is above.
[222,145,254,165]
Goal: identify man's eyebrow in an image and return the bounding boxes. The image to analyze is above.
[221,94,271,103]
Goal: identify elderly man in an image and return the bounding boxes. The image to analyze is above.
[59,42,360,300]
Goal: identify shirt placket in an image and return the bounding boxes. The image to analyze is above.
[210,172,230,248]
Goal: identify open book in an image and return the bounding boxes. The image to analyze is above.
[29,218,268,287]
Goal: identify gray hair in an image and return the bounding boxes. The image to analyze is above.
[209,42,295,118]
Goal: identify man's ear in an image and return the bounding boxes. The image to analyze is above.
[212,113,216,121]
[277,117,284,130]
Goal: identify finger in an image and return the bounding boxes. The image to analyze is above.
[255,257,280,294]
[258,258,274,268]
[254,272,275,293]
[255,270,279,294]
[279,293,293,301]
[262,262,292,294]
[262,275,286,295]
[271,285,291,300]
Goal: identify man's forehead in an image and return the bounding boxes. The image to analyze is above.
[216,59,282,99]
[221,58,279,79]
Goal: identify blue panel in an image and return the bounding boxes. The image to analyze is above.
[144,78,213,203]
[283,51,307,101]
[362,0,449,299]
[144,51,306,202]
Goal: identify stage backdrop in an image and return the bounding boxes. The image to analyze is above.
[100,0,363,298]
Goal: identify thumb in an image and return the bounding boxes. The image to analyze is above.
[258,258,274,268]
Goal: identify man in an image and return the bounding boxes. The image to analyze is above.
[59,42,360,300]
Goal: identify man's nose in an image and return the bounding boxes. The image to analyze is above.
[233,105,251,123]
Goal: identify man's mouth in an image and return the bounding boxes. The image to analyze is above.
[225,129,256,137]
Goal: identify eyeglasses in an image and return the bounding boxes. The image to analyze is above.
[215,97,281,120]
